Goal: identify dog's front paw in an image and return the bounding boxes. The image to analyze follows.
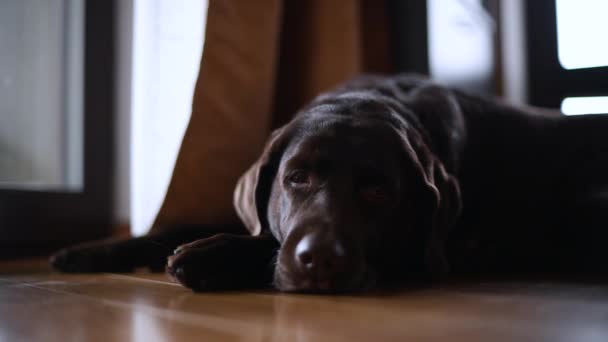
[166,234,278,291]
[166,234,244,291]
[50,241,133,273]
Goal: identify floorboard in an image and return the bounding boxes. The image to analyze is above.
[1,259,608,341]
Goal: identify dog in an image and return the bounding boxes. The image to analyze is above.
[51,74,608,293]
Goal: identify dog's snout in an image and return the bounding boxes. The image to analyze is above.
[294,232,346,280]
[275,226,370,292]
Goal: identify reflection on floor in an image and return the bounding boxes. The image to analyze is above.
[1,259,608,342]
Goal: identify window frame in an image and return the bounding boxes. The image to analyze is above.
[526,0,608,108]
[0,0,116,258]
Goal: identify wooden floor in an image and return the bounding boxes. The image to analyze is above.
[2,260,608,341]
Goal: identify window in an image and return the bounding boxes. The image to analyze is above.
[556,0,608,70]
[0,0,83,190]
[561,96,608,115]
[526,0,608,108]
[554,0,608,114]
[390,0,497,94]
[0,0,115,257]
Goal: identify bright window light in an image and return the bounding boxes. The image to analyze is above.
[427,0,494,91]
[561,96,608,115]
[130,0,208,236]
[556,0,608,70]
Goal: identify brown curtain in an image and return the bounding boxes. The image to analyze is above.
[152,0,394,233]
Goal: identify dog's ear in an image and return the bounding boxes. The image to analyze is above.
[400,130,462,279]
[233,127,289,236]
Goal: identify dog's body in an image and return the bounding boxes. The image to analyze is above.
[51,74,608,292]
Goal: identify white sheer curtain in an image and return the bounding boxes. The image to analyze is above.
[127,0,208,236]
[427,0,495,93]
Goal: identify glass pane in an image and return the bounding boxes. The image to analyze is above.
[0,0,83,191]
[561,96,608,115]
[556,0,608,70]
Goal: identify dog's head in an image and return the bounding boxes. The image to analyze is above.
[234,95,461,293]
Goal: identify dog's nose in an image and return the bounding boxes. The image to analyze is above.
[295,232,346,278]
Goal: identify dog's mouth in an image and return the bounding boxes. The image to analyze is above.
[274,269,375,294]
[273,249,375,293]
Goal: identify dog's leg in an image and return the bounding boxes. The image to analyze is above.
[166,233,279,291]
[50,224,246,273]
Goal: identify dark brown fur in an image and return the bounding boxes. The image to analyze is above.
[52,74,608,293]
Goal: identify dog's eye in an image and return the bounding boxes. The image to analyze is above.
[286,170,310,187]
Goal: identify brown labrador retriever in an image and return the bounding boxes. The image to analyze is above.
[51,74,608,293]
